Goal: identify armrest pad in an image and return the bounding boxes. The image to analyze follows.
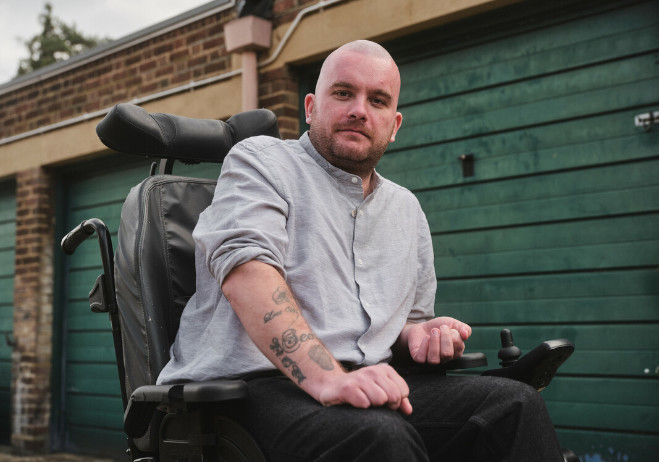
[124,380,248,438]
[443,352,488,370]
[405,352,488,374]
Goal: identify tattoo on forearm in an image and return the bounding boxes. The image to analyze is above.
[272,287,291,305]
[269,337,307,384]
[264,310,282,323]
[309,345,335,371]
[281,329,315,353]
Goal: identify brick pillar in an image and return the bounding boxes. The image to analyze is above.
[260,66,300,140]
[11,167,55,454]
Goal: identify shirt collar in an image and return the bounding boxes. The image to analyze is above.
[299,131,383,193]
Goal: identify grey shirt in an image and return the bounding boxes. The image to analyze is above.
[157,132,436,384]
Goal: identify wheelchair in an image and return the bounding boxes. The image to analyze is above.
[61,103,579,462]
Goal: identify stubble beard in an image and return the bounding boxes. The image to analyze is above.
[309,125,391,177]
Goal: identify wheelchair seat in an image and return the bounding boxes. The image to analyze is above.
[61,103,578,462]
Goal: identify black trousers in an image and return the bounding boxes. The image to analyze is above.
[226,370,564,462]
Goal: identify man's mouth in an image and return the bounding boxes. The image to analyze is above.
[337,127,370,139]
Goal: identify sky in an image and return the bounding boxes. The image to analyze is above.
[0,0,212,84]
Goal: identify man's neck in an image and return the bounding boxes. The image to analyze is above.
[362,170,377,198]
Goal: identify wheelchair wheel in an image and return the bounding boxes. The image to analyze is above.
[212,416,266,462]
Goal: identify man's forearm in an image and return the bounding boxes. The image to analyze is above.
[221,260,344,399]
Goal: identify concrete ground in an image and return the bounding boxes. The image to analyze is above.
[0,447,120,462]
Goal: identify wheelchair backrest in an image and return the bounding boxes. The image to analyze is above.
[96,104,281,400]
[115,175,217,399]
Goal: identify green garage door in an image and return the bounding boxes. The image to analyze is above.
[0,179,16,444]
[380,1,659,460]
[54,155,220,457]
[301,0,658,460]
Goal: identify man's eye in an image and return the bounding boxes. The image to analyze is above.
[335,91,350,98]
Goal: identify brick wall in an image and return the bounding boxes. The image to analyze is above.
[0,0,324,141]
[261,65,301,140]
[11,167,55,453]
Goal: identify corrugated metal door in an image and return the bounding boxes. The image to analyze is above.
[54,155,220,457]
[299,0,658,460]
[0,179,16,444]
[375,0,659,460]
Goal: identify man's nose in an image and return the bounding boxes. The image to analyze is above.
[348,97,368,120]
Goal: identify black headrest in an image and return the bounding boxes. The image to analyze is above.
[96,103,280,163]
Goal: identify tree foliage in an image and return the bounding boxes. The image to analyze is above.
[16,2,112,76]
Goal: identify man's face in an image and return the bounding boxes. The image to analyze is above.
[304,50,403,177]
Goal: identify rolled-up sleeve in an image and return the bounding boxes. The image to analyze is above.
[193,138,290,289]
[408,207,437,322]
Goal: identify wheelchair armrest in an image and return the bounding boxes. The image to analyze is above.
[124,380,249,438]
[441,352,488,370]
[405,352,488,374]
[481,339,575,391]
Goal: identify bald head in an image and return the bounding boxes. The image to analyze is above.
[316,40,401,105]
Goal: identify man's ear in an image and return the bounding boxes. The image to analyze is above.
[390,112,403,142]
[304,93,315,124]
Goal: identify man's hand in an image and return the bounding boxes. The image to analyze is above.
[401,317,472,364]
[316,364,413,415]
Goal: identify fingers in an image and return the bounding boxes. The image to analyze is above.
[320,365,412,415]
[434,316,472,340]
[411,334,430,363]
[410,324,466,364]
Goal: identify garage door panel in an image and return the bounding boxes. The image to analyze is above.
[467,323,658,351]
[422,160,658,210]
[401,44,658,114]
[433,215,659,277]
[67,203,124,232]
[66,300,114,331]
[396,77,659,151]
[381,111,659,188]
[64,394,123,428]
[438,295,659,324]
[398,1,658,87]
[64,331,117,364]
[436,268,657,302]
[66,159,150,209]
[427,185,658,231]
[434,215,659,256]
[65,363,122,397]
[0,222,15,249]
[547,401,657,433]
[436,239,658,277]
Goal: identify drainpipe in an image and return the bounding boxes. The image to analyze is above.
[224,15,272,111]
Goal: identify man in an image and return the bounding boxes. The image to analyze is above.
[158,40,564,461]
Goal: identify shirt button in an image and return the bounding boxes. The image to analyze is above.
[357,258,363,266]
[351,177,359,184]
[358,210,364,217]
[351,209,357,218]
